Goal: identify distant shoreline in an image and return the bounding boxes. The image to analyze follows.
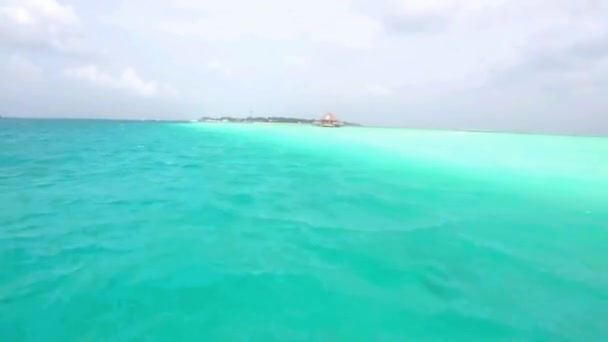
[1,116,606,137]
[197,116,361,127]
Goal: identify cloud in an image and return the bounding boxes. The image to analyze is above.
[397,0,501,15]
[7,54,42,79]
[1,6,37,25]
[0,0,93,56]
[493,35,608,95]
[377,0,502,35]
[285,55,309,67]
[0,0,78,26]
[206,60,233,77]
[144,0,384,49]
[382,14,446,34]
[367,84,394,96]
[2,0,608,132]
[64,65,165,97]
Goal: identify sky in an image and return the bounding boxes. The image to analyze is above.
[1,0,607,133]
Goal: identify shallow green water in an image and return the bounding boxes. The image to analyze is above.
[1,119,608,341]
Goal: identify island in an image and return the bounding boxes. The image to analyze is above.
[198,114,360,127]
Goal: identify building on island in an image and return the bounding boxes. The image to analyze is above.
[316,112,342,127]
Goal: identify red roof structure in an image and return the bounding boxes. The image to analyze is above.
[319,112,340,126]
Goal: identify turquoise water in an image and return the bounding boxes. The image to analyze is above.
[1,119,608,341]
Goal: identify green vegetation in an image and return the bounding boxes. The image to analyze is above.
[198,116,360,126]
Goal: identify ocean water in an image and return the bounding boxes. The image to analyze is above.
[1,119,608,341]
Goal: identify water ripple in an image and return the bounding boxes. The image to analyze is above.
[1,120,608,341]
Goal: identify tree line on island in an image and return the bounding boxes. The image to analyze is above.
[198,116,360,126]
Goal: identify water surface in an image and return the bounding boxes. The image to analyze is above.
[1,119,608,341]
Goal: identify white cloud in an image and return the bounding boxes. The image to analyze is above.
[382,0,608,87]
[65,65,114,86]
[367,84,394,96]
[8,54,42,78]
[206,59,233,77]
[0,0,80,51]
[3,0,608,132]
[0,0,78,25]
[154,0,383,49]
[398,0,503,15]
[1,6,36,25]
[121,68,161,97]
[64,65,164,97]
[285,55,309,67]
